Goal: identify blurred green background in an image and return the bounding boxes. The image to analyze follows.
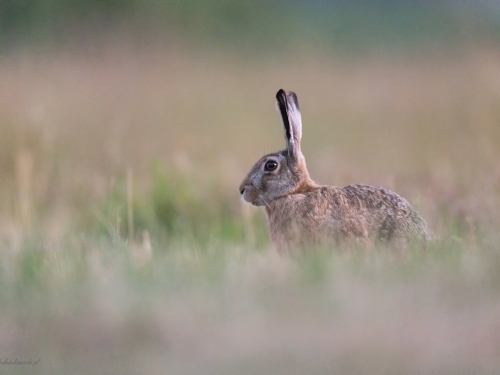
[2,0,500,51]
[1,1,500,374]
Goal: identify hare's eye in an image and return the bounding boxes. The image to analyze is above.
[264,160,278,171]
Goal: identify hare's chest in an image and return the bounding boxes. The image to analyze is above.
[266,195,334,251]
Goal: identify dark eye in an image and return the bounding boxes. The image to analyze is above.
[264,160,278,171]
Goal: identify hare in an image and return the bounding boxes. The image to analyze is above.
[239,89,432,253]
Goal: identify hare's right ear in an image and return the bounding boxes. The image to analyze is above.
[276,89,302,161]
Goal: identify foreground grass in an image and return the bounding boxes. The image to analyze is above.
[1,231,499,375]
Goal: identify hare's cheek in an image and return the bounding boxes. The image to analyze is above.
[252,174,263,189]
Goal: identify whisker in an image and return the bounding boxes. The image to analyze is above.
[259,194,271,209]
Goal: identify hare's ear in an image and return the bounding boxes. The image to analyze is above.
[276,89,302,160]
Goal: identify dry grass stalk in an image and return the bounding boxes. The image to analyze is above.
[16,148,34,230]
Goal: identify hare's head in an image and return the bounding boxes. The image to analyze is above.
[239,89,312,207]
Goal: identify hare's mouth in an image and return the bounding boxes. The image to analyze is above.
[240,185,266,207]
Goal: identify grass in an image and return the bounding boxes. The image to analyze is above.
[1,38,500,374]
[1,236,500,374]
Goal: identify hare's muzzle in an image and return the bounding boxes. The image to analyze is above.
[239,183,254,203]
[239,178,264,205]
[239,175,247,198]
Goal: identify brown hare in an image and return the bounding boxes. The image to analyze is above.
[239,89,432,253]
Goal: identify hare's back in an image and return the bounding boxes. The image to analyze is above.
[309,184,425,241]
[299,184,411,217]
[340,184,412,215]
[338,184,431,241]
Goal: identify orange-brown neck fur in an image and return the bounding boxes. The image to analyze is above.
[292,176,318,194]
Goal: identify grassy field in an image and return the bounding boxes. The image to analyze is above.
[1,37,500,374]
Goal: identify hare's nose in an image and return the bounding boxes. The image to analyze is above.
[239,185,246,195]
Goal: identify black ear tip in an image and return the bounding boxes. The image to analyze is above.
[276,89,286,101]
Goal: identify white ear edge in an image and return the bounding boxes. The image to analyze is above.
[286,92,302,146]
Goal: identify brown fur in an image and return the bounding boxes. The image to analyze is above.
[239,90,432,253]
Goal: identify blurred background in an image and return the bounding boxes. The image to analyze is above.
[1,0,500,241]
[1,1,500,374]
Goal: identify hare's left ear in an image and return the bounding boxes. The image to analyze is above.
[276,89,302,161]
